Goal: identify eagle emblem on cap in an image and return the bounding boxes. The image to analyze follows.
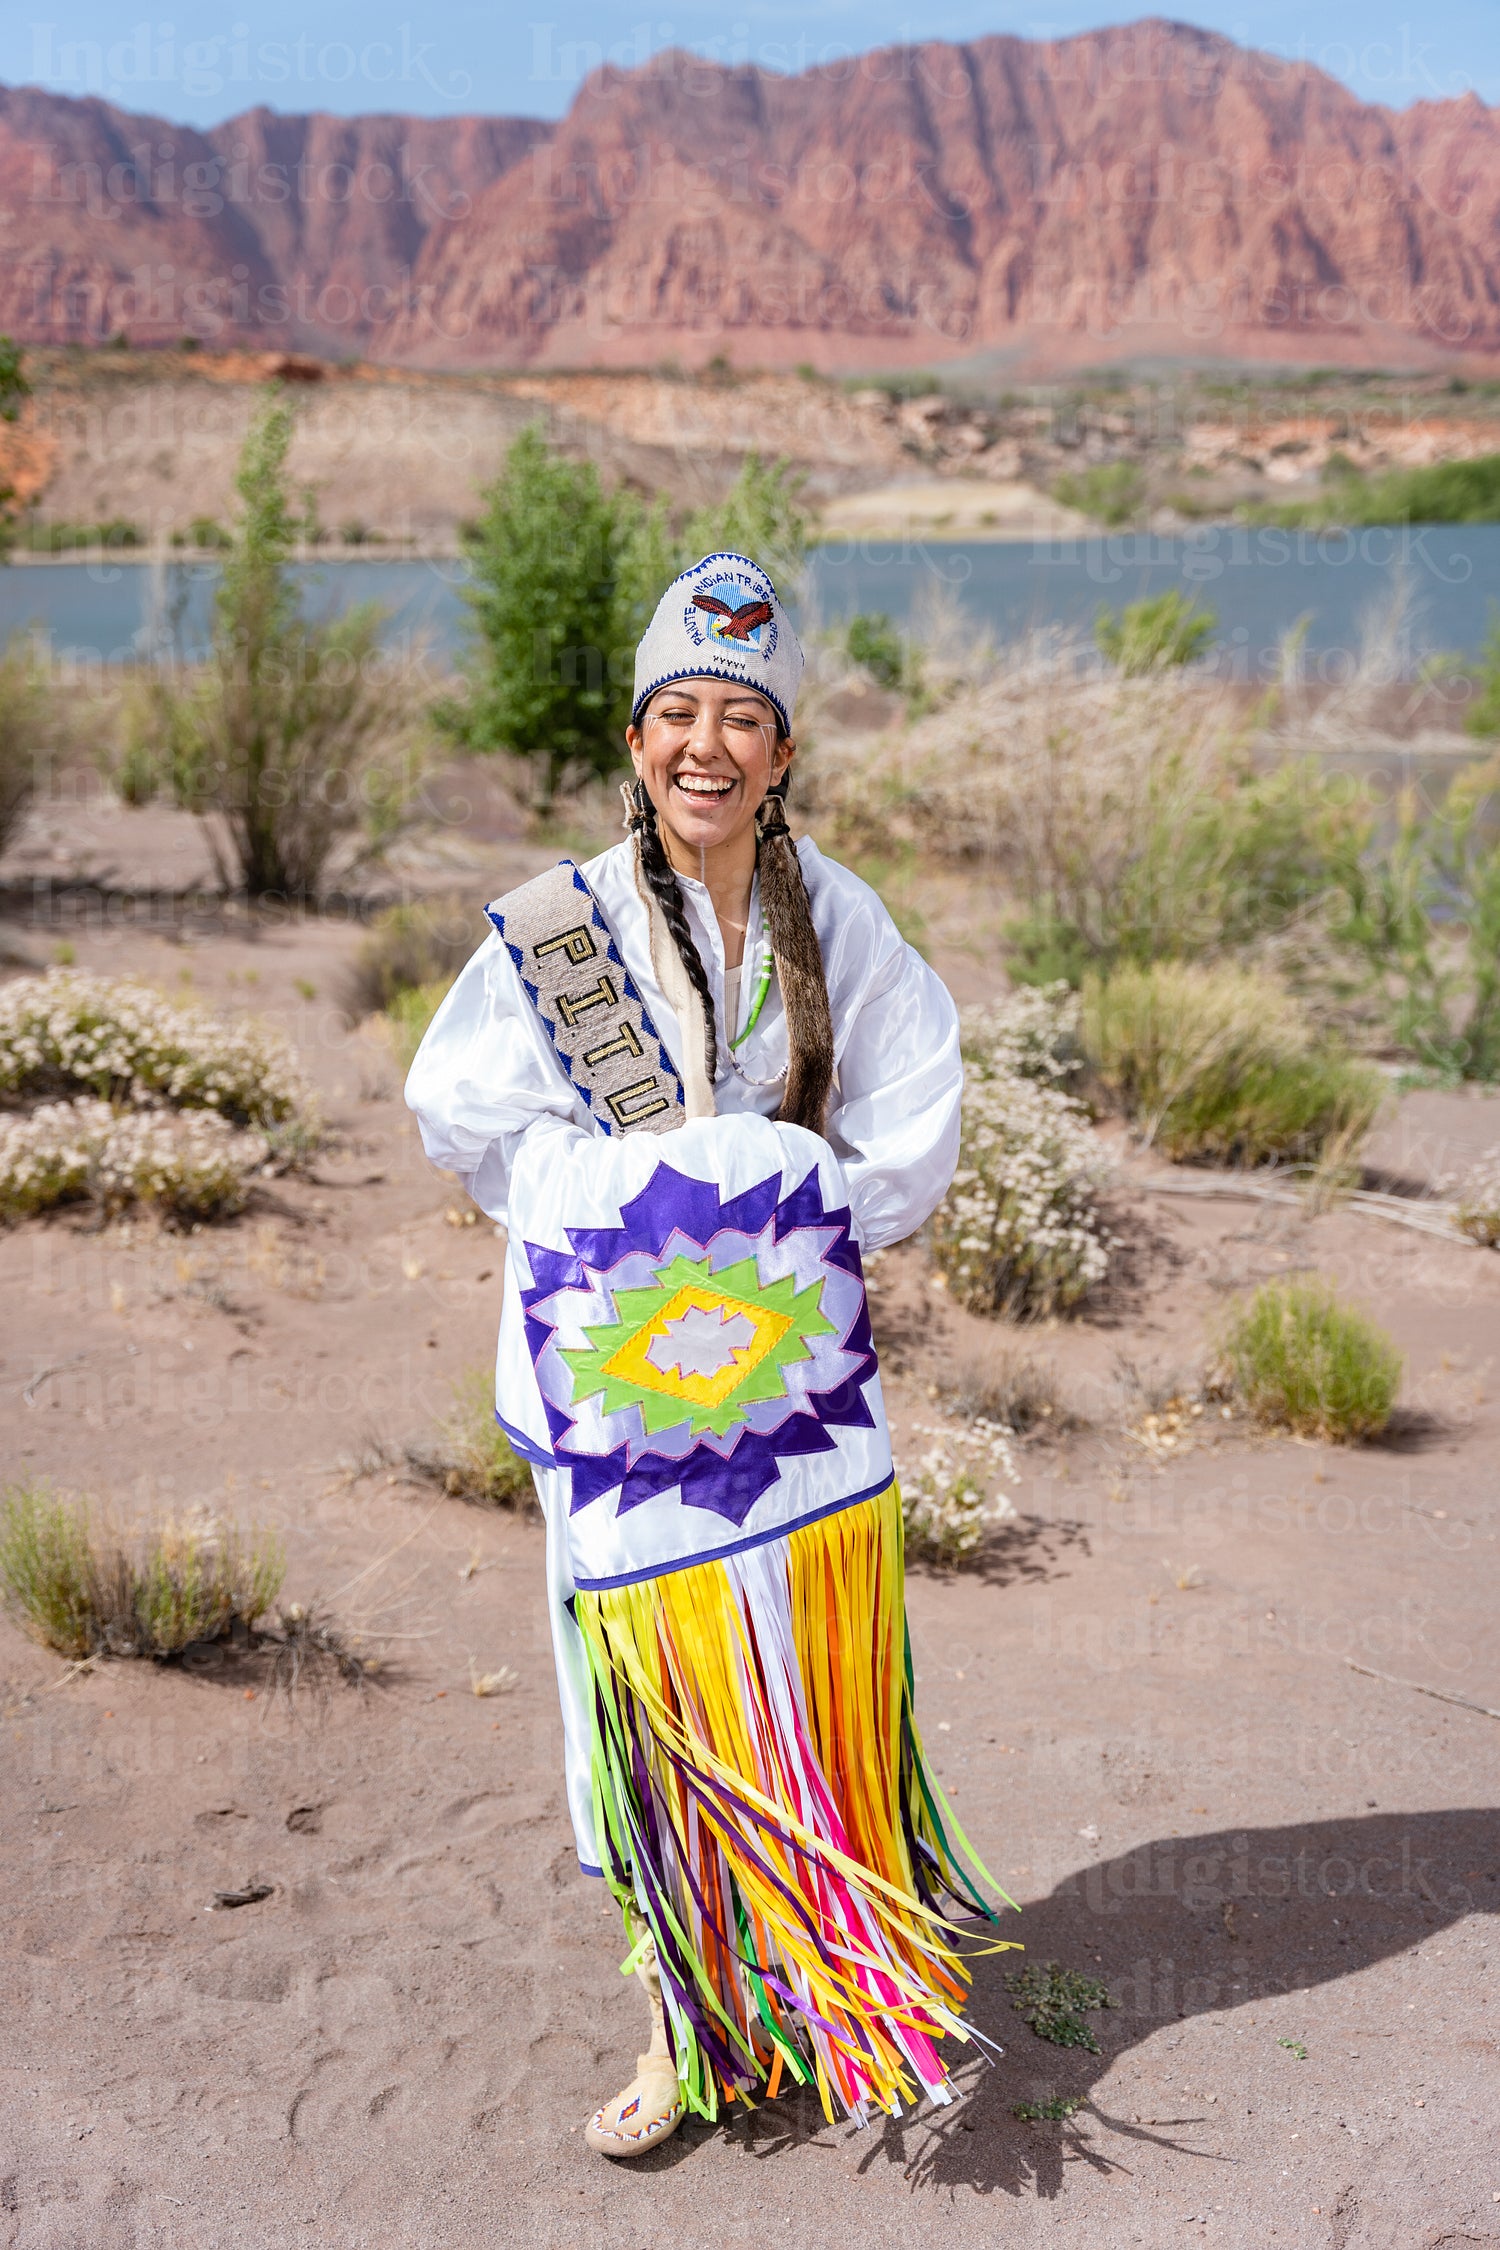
[682,573,777,659]
[692,590,774,642]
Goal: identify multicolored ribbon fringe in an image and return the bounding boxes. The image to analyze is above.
[576,1483,1018,2126]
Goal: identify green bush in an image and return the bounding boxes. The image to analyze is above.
[1222,1278,1402,1441]
[0,1485,284,1659]
[1054,461,1145,526]
[148,396,428,897]
[1095,591,1216,675]
[1259,453,1500,529]
[1082,961,1383,1164]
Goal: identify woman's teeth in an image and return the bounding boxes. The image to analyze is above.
[674,774,735,798]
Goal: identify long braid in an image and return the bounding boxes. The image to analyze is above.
[757,782,835,1136]
[627,782,719,1087]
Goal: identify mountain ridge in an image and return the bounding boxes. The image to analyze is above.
[3,18,1499,370]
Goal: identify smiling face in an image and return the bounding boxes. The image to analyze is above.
[627,677,794,868]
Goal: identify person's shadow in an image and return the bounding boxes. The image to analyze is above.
[711,1808,1498,2196]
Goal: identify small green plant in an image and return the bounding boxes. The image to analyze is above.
[1255,453,1500,529]
[406,1368,533,1508]
[1278,2037,1309,2059]
[19,518,143,552]
[1082,961,1382,1166]
[0,1485,284,1659]
[1013,2094,1085,2121]
[1005,1961,1117,2053]
[845,611,907,692]
[294,978,316,1001]
[1222,1278,1401,1442]
[1054,461,1146,526]
[1095,591,1216,675]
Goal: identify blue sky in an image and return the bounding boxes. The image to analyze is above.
[5,3,1494,127]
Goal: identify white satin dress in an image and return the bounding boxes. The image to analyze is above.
[405,836,963,1870]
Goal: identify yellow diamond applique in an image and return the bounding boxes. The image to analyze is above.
[602,1282,792,1411]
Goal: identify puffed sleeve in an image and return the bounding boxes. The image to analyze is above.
[403,929,584,1227]
[821,892,963,1253]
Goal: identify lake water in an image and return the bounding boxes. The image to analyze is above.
[3,525,1498,679]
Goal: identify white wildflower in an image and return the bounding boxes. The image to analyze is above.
[0,969,309,1129]
[0,1098,268,1223]
[899,1417,1019,1568]
[932,990,1114,1319]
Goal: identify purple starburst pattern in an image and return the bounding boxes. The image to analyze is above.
[520,1161,878,1526]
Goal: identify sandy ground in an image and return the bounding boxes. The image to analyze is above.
[2,810,1500,2248]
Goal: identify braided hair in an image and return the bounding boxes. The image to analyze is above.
[755,781,834,1135]
[628,780,719,1088]
[627,770,835,1137]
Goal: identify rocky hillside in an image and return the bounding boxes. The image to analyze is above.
[3,22,1500,371]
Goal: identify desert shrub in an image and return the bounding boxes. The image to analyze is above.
[0,969,309,1127]
[1328,763,1500,1080]
[0,1485,284,1659]
[930,988,1114,1318]
[406,1368,533,1507]
[898,1419,1018,1567]
[150,397,429,897]
[341,895,478,1021]
[1095,591,1216,675]
[1221,1278,1401,1441]
[1452,1148,1500,1246]
[0,1098,267,1222]
[0,637,48,852]
[806,643,1353,979]
[939,1347,1068,1434]
[114,670,209,807]
[1082,961,1383,1164]
[845,612,907,692]
[1054,461,1145,525]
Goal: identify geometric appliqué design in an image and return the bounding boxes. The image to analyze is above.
[521,1160,878,1528]
[562,1252,833,1440]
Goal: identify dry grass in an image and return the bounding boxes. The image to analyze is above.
[939,1346,1072,1435]
[0,1485,284,1660]
[340,895,479,1023]
[1082,960,1383,1166]
[405,1368,533,1508]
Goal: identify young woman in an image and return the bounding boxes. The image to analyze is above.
[407,553,1001,2158]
